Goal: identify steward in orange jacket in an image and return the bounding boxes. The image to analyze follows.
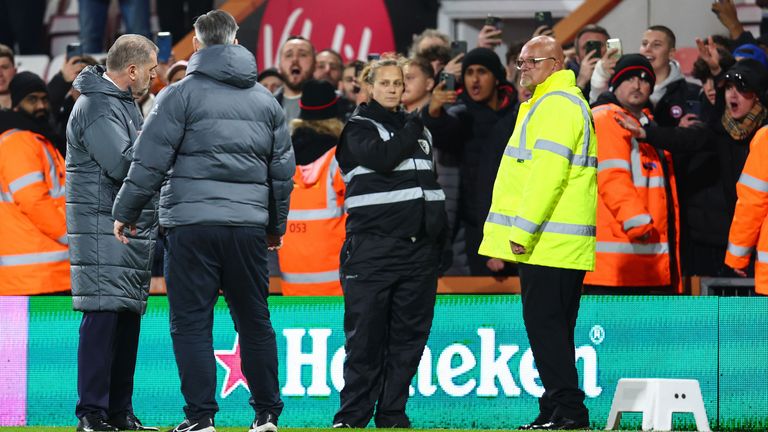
[0,77,70,294]
[725,126,768,295]
[585,55,682,292]
[278,80,346,295]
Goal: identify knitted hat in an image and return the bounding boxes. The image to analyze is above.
[461,47,506,83]
[609,54,656,92]
[299,79,339,120]
[724,59,768,97]
[10,71,47,108]
[733,44,768,69]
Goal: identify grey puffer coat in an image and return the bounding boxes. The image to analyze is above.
[66,65,157,314]
[112,44,294,235]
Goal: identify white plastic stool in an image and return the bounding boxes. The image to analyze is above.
[605,378,711,431]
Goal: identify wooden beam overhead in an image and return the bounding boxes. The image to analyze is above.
[553,0,622,44]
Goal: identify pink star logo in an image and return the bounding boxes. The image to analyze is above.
[214,334,250,398]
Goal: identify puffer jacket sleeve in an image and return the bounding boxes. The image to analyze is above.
[113,86,185,224]
[594,108,654,240]
[266,105,295,236]
[725,126,768,269]
[82,113,134,182]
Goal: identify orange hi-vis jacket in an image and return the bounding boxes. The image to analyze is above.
[584,104,682,292]
[0,128,70,294]
[278,149,346,295]
[725,126,768,295]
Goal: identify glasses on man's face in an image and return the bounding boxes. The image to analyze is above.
[515,57,556,70]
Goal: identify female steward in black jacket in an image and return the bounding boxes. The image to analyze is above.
[332,58,448,428]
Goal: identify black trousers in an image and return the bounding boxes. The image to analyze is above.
[0,0,46,54]
[518,263,589,423]
[76,311,141,420]
[156,0,213,44]
[164,225,283,421]
[334,233,440,428]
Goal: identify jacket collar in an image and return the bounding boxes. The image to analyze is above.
[530,69,577,102]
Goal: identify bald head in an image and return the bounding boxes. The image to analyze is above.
[518,36,565,91]
[526,36,565,63]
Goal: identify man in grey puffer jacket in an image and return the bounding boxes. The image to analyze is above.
[66,35,159,431]
[112,10,294,432]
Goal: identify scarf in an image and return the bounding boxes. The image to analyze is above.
[721,99,767,140]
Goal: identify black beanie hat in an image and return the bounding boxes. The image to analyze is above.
[609,54,656,92]
[299,79,339,120]
[10,71,47,108]
[724,59,768,98]
[461,47,506,83]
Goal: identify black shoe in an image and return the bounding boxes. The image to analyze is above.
[166,417,215,432]
[77,414,119,431]
[538,415,590,430]
[249,412,278,432]
[109,412,158,431]
[332,422,352,428]
[519,412,552,430]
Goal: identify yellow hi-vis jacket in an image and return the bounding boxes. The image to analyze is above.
[478,69,597,271]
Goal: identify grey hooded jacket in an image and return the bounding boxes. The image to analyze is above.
[112,44,294,236]
[66,65,157,314]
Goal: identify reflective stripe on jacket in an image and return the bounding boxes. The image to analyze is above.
[278,149,346,295]
[584,104,681,291]
[0,128,69,294]
[479,70,597,271]
[725,126,768,295]
[338,101,447,240]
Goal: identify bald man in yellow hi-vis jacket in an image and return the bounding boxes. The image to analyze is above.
[479,36,597,431]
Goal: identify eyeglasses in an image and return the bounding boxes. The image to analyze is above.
[515,57,556,70]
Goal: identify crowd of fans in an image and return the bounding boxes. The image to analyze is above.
[2,0,768,296]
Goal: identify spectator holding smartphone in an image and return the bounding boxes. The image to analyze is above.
[566,25,610,96]
[424,48,519,276]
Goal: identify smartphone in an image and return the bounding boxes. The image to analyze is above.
[686,100,702,117]
[584,40,602,58]
[450,40,467,59]
[485,15,503,31]
[66,42,83,60]
[367,53,381,62]
[606,38,622,60]
[534,11,554,28]
[156,31,173,63]
[439,71,455,91]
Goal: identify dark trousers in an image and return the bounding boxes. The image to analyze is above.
[518,263,589,423]
[156,0,213,44]
[0,0,46,54]
[164,225,283,422]
[76,311,141,420]
[334,234,440,428]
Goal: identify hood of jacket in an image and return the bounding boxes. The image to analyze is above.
[458,83,518,114]
[651,60,685,106]
[187,44,257,89]
[73,65,135,101]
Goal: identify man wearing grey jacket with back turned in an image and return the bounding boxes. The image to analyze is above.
[67,35,159,431]
[112,10,294,432]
